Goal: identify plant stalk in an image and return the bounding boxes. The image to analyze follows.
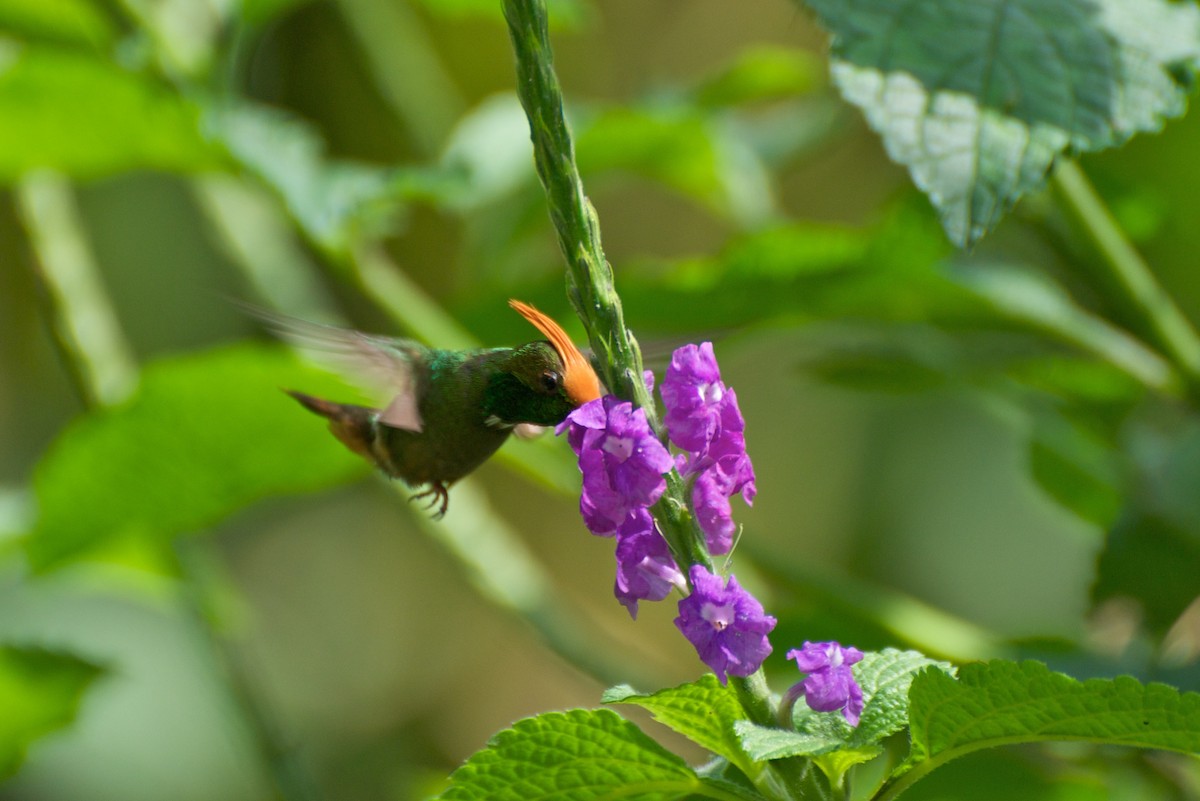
[1051,160,1200,401]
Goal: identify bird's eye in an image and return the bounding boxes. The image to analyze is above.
[540,371,561,393]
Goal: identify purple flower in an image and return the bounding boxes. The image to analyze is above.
[661,343,733,456]
[786,641,864,726]
[614,509,685,619]
[558,397,674,534]
[674,565,775,684]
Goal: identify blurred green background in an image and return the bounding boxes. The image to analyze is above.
[1,0,1199,799]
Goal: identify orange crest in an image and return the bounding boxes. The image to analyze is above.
[509,300,602,405]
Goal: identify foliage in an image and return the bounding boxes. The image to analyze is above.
[0,0,1199,798]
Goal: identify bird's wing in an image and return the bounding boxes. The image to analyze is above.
[244,304,425,432]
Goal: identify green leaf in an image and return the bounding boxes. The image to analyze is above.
[1093,512,1200,637]
[903,661,1200,780]
[438,708,700,801]
[603,675,755,777]
[0,646,104,778]
[238,0,317,26]
[802,0,1200,246]
[693,46,825,108]
[0,0,114,47]
[0,45,224,181]
[737,650,952,766]
[209,103,452,255]
[576,107,724,208]
[732,721,843,761]
[1028,410,1122,528]
[949,261,1177,394]
[25,344,368,571]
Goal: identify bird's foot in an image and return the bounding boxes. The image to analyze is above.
[409,483,449,519]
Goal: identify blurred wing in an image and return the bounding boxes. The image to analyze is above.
[243,304,425,432]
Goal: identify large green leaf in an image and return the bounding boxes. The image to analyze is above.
[0,46,224,181]
[734,650,951,779]
[603,675,755,777]
[438,709,702,800]
[802,0,1200,246]
[0,646,103,778]
[25,344,368,571]
[898,660,1200,789]
[0,0,113,47]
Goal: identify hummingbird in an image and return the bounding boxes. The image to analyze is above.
[278,299,602,518]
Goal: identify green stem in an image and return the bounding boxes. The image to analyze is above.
[499,0,795,796]
[500,0,711,574]
[1051,160,1200,399]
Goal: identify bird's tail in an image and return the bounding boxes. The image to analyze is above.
[286,390,378,463]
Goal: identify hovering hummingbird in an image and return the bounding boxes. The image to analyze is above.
[279,300,602,518]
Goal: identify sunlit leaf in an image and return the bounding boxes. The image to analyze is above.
[693,46,825,108]
[903,661,1200,777]
[209,103,457,255]
[0,45,223,181]
[438,709,701,800]
[802,0,1200,246]
[0,646,103,778]
[0,0,113,47]
[577,107,724,208]
[603,676,755,777]
[25,344,368,571]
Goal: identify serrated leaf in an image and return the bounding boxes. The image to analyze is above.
[603,675,755,776]
[803,0,1200,246]
[732,721,842,761]
[0,45,224,181]
[25,344,368,571]
[438,708,700,801]
[0,0,114,47]
[735,649,950,784]
[0,646,104,778]
[905,660,1200,776]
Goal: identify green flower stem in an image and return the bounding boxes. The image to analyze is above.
[499,1,795,797]
[1051,160,1200,400]
[500,0,713,575]
[500,0,655,417]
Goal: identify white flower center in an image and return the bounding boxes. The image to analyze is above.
[701,601,735,631]
[698,381,723,405]
[603,435,635,462]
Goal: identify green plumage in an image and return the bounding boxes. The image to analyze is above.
[287,339,581,517]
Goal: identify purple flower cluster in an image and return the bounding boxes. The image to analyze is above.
[558,342,770,675]
[661,344,756,555]
[785,641,864,726]
[558,394,682,619]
